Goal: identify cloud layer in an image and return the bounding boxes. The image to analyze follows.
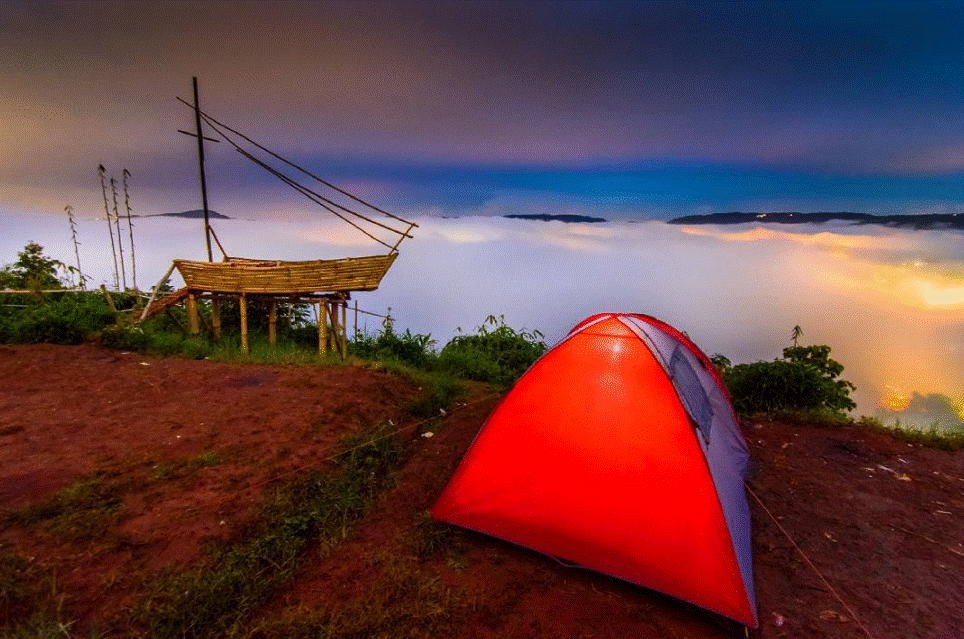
[3,211,962,423]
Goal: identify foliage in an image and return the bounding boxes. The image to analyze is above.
[722,333,856,417]
[397,369,465,419]
[436,315,546,387]
[0,294,117,345]
[136,422,405,639]
[243,559,463,639]
[709,353,731,373]
[0,242,76,291]
[351,318,435,368]
[2,474,126,541]
[858,416,964,451]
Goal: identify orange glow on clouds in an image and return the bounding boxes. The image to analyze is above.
[881,386,911,411]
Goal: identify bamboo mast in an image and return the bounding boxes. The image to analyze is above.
[98,165,120,289]
[193,77,213,262]
[123,169,137,290]
[110,177,127,289]
[64,205,84,289]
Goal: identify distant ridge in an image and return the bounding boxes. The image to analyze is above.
[668,212,964,230]
[142,209,232,220]
[504,214,607,223]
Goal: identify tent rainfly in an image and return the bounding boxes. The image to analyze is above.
[432,313,758,628]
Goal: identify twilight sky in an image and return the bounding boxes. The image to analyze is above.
[2,0,963,220]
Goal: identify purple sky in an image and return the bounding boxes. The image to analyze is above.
[2,0,963,220]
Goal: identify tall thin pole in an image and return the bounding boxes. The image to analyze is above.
[193,77,213,261]
[123,168,137,290]
[65,205,83,289]
[98,164,120,289]
[110,177,127,289]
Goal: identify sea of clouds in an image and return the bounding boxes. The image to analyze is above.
[3,212,963,427]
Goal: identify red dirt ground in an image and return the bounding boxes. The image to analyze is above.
[1,344,962,638]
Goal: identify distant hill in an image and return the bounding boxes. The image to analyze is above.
[668,212,964,230]
[142,209,232,220]
[504,214,607,223]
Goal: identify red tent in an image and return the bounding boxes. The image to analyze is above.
[432,313,757,627]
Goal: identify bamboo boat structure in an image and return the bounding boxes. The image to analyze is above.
[139,78,415,356]
[174,254,397,295]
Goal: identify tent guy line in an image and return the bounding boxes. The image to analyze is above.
[746,483,876,639]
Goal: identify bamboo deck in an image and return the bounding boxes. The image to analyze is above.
[173,254,397,294]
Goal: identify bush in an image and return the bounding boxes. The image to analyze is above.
[350,320,435,369]
[722,342,856,416]
[0,294,116,345]
[98,324,151,350]
[0,242,73,290]
[436,315,546,387]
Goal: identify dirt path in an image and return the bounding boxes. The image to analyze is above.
[1,344,962,637]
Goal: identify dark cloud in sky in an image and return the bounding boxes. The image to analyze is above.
[1,0,962,218]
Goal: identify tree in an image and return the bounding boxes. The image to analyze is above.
[0,242,71,290]
[721,330,856,416]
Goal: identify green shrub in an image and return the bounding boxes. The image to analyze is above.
[436,315,546,387]
[350,321,436,369]
[0,242,73,290]
[0,294,116,345]
[723,341,856,416]
[98,324,150,350]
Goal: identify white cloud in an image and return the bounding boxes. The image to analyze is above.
[3,213,962,422]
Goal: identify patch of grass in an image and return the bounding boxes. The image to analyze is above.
[135,423,407,639]
[398,369,467,420]
[150,450,223,482]
[0,545,84,638]
[204,340,341,366]
[411,512,462,560]
[746,408,854,428]
[0,544,42,625]
[242,558,464,639]
[857,416,964,451]
[3,474,126,540]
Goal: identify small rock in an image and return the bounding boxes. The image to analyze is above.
[421,431,434,438]
[819,609,849,622]
[772,612,786,627]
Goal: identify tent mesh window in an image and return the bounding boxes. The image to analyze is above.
[669,346,713,443]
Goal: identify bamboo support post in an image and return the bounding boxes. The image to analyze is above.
[239,293,248,353]
[186,292,200,336]
[318,300,328,353]
[140,262,177,321]
[340,298,347,356]
[354,300,358,338]
[99,285,118,313]
[268,301,277,345]
[327,301,339,352]
[211,298,221,340]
